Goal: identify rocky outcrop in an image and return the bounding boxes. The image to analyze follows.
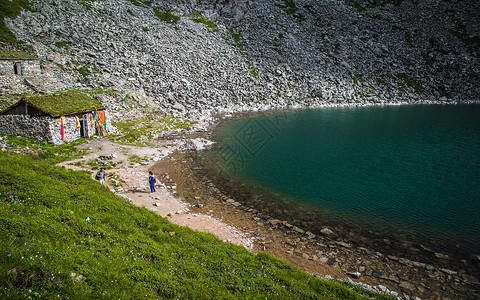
[3,0,479,119]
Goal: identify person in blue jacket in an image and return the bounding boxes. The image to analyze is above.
[149,171,156,193]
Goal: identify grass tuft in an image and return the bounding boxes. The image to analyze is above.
[188,12,218,32]
[153,8,180,24]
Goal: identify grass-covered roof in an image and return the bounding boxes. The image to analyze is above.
[21,92,104,116]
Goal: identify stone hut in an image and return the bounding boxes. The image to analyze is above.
[0,59,41,76]
[0,93,107,144]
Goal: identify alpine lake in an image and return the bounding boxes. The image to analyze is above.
[191,104,480,279]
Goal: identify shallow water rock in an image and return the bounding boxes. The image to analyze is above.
[347,271,361,279]
[400,281,416,291]
[320,228,334,235]
[435,252,449,259]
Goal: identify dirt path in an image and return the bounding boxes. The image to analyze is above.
[58,137,253,250]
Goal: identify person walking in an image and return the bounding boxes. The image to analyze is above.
[95,168,105,185]
[149,171,156,193]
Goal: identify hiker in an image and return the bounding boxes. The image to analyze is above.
[95,168,105,185]
[149,171,156,193]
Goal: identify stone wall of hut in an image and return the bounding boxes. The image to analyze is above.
[0,60,41,76]
[0,113,98,144]
[0,115,52,143]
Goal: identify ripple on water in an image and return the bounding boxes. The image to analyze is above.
[200,105,480,267]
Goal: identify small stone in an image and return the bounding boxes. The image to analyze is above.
[319,257,328,263]
[327,258,336,265]
[461,273,478,283]
[337,241,351,248]
[399,281,415,291]
[293,226,305,234]
[435,252,449,259]
[226,198,235,203]
[372,270,383,278]
[440,268,457,275]
[320,228,334,235]
[195,203,203,208]
[269,219,281,225]
[347,271,361,278]
[154,202,161,207]
[376,285,387,293]
[412,261,426,268]
[470,254,480,261]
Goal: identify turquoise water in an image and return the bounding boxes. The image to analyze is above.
[207,105,480,254]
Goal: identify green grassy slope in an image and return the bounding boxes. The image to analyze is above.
[0,0,33,43]
[0,151,392,299]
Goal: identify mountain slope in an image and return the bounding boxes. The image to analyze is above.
[2,0,478,119]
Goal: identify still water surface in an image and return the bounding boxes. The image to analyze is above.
[206,105,480,254]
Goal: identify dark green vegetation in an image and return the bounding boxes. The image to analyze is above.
[18,92,103,116]
[0,150,394,299]
[153,8,180,24]
[54,41,69,49]
[188,12,218,32]
[0,0,33,43]
[111,116,195,146]
[0,49,37,59]
[1,135,86,165]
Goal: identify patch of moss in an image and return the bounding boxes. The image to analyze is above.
[54,41,69,48]
[77,65,90,77]
[278,0,298,15]
[77,64,101,77]
[73,0,95,9]
[142,27,150,32]
[127,0,151,7]
[246,61,259,79]
[0,0,34,43]
[20,92,104,116]
[111,116,195,147]
[0,95,22,112]
[188,12,218,32]
[448,23,480,57]
[228,27,246,51]
[395,72,422,93]
[153,8,180,24]
[0,49,37,59]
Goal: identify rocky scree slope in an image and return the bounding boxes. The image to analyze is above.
[5,0,480,119]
